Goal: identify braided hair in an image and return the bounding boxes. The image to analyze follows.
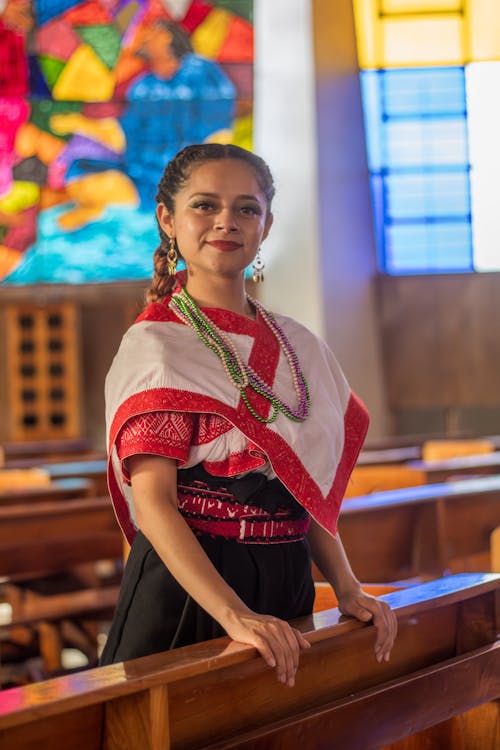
[146,143,276,304]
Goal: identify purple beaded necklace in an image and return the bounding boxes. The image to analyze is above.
[169,287,311,424]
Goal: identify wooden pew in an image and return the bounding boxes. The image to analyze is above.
[0,497,122,675]
[358,436,499,466]
[0,496,121,579]
[344,464,426,497]
[421,438,494,461]
[337,475,500,583]
[408,450,500,483]
[0,573,498,749]
[1,438,102,462]
[356,446,421,466]
[0,478,95,507]
[22,460,109,496]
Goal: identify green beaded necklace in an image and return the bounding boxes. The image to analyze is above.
[169,287,310,424]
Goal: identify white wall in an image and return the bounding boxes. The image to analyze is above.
[253,0,390,437]
[253,0,324,336]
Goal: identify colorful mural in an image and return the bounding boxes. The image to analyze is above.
[0,0,253,284]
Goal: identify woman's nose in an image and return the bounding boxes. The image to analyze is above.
[214,210,238,231]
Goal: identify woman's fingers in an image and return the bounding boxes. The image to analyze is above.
[339,593,398,663]
[366,600,397,662]
[226,612,309,687]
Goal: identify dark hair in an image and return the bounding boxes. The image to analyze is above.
[146,143,275,304]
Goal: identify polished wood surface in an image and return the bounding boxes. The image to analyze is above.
[34,460,108,496]
[0,468,50,490]
[421,438,494,461]
[0,495,122,677]
[338,475,500,582]
[0,495,121,578]
[344,464,426,497]
[408,451,500,483]
[1,438,96,460]
[357,446,421,465]
[0,478,94,506]
[0,574,498,749]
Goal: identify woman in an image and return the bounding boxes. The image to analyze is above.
[101,144,397,686]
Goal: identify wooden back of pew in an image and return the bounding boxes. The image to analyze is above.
[0,468,51,490]
[36,460,108,496]
[344,464,426,497]
[408,450,500,483]
[422,438,494,461]
[0,478,94,507]
[0,573,498,750]
[337,475,500,583]
[0,496,122,579]
[1,438,95,461]
[356,446,421,466]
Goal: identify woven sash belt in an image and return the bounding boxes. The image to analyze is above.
[177,467,310,545]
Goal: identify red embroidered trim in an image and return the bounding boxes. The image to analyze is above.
[192,412,233,445]
[117,412,192,456]
[177,487,310,545]
[109,389,368,544]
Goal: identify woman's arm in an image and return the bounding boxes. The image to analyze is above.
[129,454,310,686]
[307,517,397,662]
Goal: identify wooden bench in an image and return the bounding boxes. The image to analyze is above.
[344,464,426,497]
[1,438,100,461]
[357,437,499,467]
[0,496,121,580]
[0,497,122,676]
[407,450,500,483]
[0,573,498,749]
[29,460,109,496]
[356,446,421,466]
[0,478,95,507]
[337,475,500,583]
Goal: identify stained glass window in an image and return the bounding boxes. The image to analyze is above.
[0,0,254,285]
[355,0,500,273]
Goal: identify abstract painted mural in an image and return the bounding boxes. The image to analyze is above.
[0,0,253,284]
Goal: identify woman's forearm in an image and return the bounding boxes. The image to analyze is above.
[131,463,251,629]
[307,517,361,597]
[128,454,312,686]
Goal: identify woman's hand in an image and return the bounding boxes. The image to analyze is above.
[221,607,310,687]
[337,589,397,663]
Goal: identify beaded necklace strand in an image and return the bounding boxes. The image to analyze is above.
[169,287,310,424]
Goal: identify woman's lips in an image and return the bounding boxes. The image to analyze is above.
[206,240,242,252]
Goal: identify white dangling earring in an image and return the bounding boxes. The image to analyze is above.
[252,249,265,283]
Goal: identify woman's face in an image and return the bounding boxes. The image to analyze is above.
[156,158,273,282]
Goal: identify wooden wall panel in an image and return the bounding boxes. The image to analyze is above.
[376,273,500,410]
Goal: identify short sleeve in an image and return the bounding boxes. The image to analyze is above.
[116,411,195,484]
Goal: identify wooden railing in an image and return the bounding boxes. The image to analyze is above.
[0,573,498,749]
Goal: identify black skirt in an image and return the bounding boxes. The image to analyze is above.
[99,469,315,665]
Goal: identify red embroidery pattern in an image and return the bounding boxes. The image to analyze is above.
[109,388,369,545]
[117,411,194,458]
[177,486,310,544]
[192,412,233,445]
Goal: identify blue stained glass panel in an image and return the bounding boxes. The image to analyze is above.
[381,67,466,117]
[385,170,470,219]
[360,65,473,273]
[385,222,473,273]
[385,119,468,167]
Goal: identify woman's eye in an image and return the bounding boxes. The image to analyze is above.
[240,205,261,215]
[192,201,214,211]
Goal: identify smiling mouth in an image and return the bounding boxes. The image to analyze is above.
[206,241,243,252]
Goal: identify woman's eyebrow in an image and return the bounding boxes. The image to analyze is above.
[188,192,261,201]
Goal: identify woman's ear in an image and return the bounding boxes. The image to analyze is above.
[156,203,175,237]
[262,212,273,242]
